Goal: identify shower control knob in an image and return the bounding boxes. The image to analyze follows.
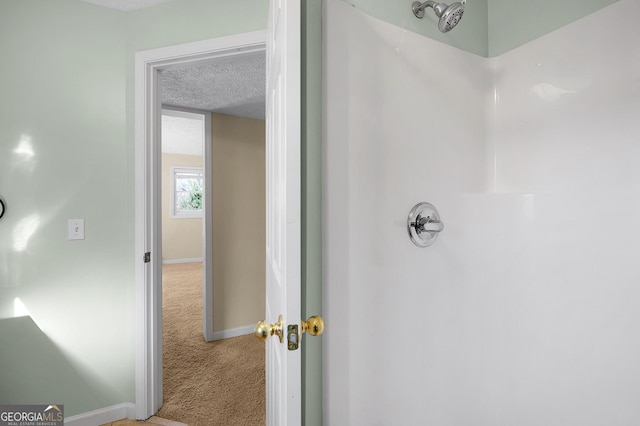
[407,202,444,247]
[416,215,444,233]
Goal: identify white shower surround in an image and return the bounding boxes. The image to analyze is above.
[323,0,640,424]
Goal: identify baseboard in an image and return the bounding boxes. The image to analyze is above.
[65,402,136,426]
[162,258,203,264]
[207,324,255,342]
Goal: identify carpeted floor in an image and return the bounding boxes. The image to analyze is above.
[157,263,265,426]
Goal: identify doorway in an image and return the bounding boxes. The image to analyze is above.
[160,108,209,339]
[158,105,266,423]
[134,31,268,420]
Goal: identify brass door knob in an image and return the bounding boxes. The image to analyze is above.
[301,315,324,336]
[254,314,284,343]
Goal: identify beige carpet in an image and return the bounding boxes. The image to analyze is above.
[157,263,265,426]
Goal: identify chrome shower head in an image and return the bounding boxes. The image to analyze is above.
[412,1,465,33]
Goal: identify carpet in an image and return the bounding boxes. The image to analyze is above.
[157,263,265,426]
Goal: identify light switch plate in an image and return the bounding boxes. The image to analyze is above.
[68,218,85,240]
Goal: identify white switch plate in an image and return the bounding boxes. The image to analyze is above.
[68,218,85,240]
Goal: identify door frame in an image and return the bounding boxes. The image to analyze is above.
[134,31,267,420]
[160,105,212,340]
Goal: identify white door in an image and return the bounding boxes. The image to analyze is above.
[265,0,301,425]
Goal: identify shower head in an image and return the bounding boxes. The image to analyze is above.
[412,1,465,33]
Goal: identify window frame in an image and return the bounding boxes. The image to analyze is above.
[170,165,204,218]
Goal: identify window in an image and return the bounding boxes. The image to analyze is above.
[172,166,203,217]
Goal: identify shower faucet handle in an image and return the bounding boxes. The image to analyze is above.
[407,202,444,247]
[417,215,444,233]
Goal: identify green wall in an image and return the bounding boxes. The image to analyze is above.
[344,0,620,57]
[302,2,323,426]
[0,0,132,415]
[125,0,267,52]
[487,0,619,56]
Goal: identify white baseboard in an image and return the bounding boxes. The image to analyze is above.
[65,403,136,426]
[207,324,255,342]
[162,257,203,264]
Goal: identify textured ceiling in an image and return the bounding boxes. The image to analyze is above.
[160,52,266,120]
[80,0,178,11]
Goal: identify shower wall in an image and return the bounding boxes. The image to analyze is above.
[323,0,640,424]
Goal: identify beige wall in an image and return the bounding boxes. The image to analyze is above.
[211,113,265,332]
[162,153,203,261]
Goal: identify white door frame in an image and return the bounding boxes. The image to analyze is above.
[134,31,267,420]
[160,105,212,341]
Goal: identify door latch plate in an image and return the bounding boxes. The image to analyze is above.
[287,324,299,351]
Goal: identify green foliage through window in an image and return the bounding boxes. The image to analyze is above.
[178,179,202,210]
[173,167,203,216]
